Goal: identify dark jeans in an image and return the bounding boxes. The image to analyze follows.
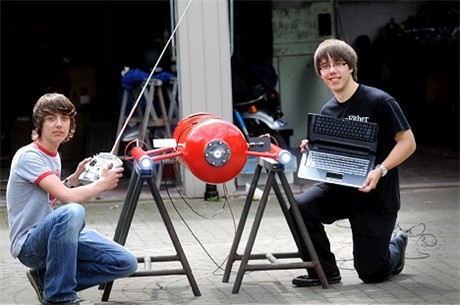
[292,183,400,283]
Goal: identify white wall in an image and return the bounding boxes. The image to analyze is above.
[275,54,332,147]
[272,0,335,148]
[175,0,233,198]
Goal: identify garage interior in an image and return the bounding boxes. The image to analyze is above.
[1,1,458,168]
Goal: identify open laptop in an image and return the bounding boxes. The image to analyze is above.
[297,113,379,188]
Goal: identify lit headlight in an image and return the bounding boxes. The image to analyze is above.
[277,150,292,165]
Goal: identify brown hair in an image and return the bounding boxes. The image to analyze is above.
[31,93,77,142]
[313,39,358,81]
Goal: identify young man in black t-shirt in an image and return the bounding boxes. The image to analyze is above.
[293,39,416,287]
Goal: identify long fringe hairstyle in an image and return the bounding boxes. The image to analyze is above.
[31,93,77,142]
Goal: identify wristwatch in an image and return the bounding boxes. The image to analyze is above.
[63,178,74,188]
[376,164,388,177]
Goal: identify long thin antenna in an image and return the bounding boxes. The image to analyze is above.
[111,0,193,154]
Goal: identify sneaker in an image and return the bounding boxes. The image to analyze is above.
[41,297,89,305]
[391,231,408,275]
[26,269,43,303]
[292,272,341,287]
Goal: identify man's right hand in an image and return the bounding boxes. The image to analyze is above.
[98,165,124,190]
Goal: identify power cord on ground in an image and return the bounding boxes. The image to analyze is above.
[335,219,438,271]
[161,162,238,275]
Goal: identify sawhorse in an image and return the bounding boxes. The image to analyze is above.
[100,164,201,301]
[222,157,329,293]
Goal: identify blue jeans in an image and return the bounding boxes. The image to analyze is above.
[18,203,138,303]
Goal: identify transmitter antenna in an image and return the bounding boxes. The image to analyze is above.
[110,0,193,154]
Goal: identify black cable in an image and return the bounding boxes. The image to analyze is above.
[395,222,437,260]
[160,162,238,274]
[335,220,438,271]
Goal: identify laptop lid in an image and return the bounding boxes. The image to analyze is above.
[297,113,379,188]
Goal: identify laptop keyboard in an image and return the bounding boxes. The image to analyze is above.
[306,150,370,176]
[313,116,378,142]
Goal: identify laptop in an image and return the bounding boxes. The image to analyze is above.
[297,113,379,188]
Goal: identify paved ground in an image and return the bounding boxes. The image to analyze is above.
[0,144,458,305]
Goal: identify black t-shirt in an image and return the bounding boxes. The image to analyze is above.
[320,84,411,212]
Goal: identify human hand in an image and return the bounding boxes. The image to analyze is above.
[358,168,381,193]
[75,157,92,176]
[300,139,309,153]
[98,165,124,190]
[63,157,92,188]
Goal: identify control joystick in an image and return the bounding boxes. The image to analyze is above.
[78,152,123,185]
